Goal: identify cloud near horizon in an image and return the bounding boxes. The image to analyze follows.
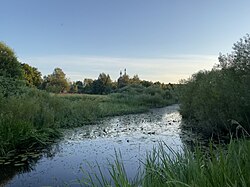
[20,54,218,83]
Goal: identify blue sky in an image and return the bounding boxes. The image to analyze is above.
[1,0,250,83]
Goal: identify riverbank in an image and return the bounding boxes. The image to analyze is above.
[2,104,183,186]
[0,85,176,158]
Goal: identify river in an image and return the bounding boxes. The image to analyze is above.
[2,104,191,187]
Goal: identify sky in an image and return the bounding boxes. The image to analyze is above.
[1,0,250,83]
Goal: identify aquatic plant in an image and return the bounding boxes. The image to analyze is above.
[79,140,250,187]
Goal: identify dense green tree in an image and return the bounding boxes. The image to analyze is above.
[42,68,69,93]
[118,74,129,88]
[0,76,25,97]
[92,73,112,94]
[140,80,153,87]
[69,82,78,93]
[21,63,42,87]
[129,75,140,84]
[75,81,84,93]
[98,73,112,86]
[218,34,250,71]
[0,42,23,79]
[82,78,94,94]
[83,78,93,87]
[179,34,250,137]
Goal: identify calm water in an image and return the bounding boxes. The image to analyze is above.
[2,104,189,187]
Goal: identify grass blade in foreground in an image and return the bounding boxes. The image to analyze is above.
[80,140,250,187]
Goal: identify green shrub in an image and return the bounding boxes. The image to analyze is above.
[179,35,250,137]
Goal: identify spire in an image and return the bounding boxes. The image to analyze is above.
[120,70,122,77]
[124,68,126,75]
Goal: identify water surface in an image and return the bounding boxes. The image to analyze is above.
[4,104,186,187]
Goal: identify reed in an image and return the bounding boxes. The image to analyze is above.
[79,139,250,187]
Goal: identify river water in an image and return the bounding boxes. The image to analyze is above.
[2,104,190,187]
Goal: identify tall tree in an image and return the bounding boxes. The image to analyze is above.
[218,34,250,72]
[179,34,250,137]
[42,68,69,93]
[75,81,84,93]
[118,74,129,88]
[130,75,140,84]
[69,82,78,93]
[93,73,112,94]
[0,42,23,79]
[82,78,94,93]
[21,63,42,87]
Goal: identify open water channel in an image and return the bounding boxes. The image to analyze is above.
[1,104,194,187]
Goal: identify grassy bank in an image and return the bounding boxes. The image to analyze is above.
[178,35,250,138]
[0,83,176,157]
[80,139,250,187]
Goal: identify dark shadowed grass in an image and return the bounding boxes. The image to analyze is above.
[78,139,250,187]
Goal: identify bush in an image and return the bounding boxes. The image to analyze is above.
[179,35,250,137]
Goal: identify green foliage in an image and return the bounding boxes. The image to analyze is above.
[21,63,42,87]
[75,80,84,93]
[115,84,176,108]
[67,70,173,96]
[0,87,60,156]
[0,90,61,156]
[0,42,23,79]
[80,140,250,187]
[57,88,176,127]
[0,76,26,97]
[79,151,137,187]
[0,83,176,156]
[130,74,140,84]
[179,34,250,137]
[141,140,250,187]
[92,73,113,94]
[69,82,78,93]
[118,74,129,88]
[0,43,177,158]
[42,68,70,93]
[82,78,94,94]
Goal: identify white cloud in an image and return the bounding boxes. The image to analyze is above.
[20,54,218,83]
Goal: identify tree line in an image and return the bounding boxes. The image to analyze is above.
[0,43,174,95]
[41,68,175,95]
[0,41,177,158]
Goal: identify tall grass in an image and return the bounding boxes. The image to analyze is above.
[79,140,250,187]
[77,151,141,187]
[142,140,250,187]
[0,83,176,156]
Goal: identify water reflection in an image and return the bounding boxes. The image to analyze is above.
[3,104,193,187]
[0,143,60,187]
